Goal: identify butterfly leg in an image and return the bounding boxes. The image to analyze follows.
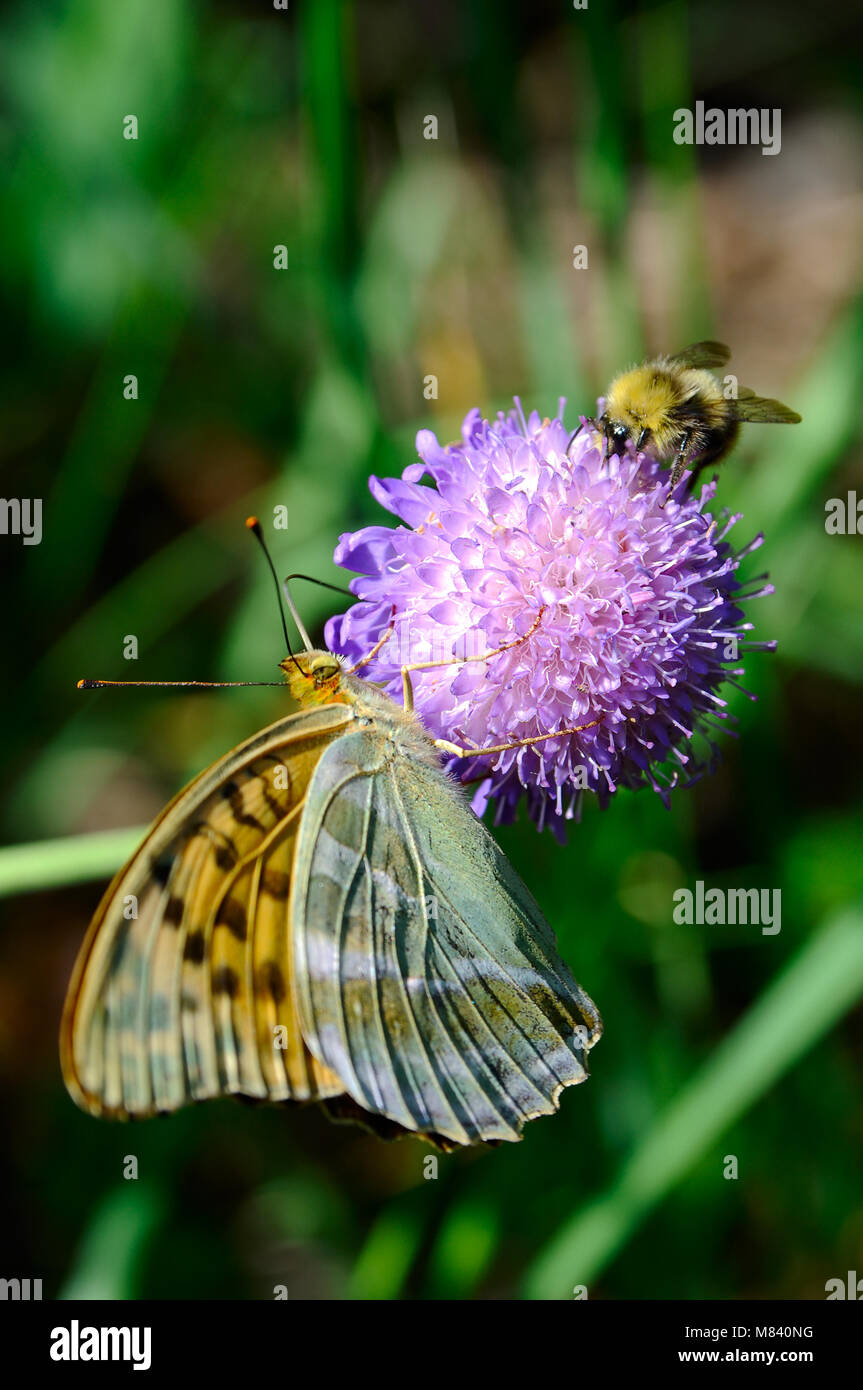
[400,607,547,712]
[433,719,603,761]
[346,607,397,675]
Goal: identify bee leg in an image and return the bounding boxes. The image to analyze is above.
[567,418,601,457]
[663,430,693,504]
[566,423,585,454]
[568,415,610,464]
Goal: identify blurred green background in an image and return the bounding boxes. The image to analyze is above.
[1,0,862,1300]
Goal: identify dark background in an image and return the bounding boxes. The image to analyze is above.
[1,0,862,1299]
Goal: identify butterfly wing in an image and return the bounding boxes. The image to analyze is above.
[668,340,731,369]
[291,729,601,1146]
[61,704,354,1118]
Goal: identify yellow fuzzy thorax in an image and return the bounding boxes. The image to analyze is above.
[278,649,442,767]
[605,362,727,454]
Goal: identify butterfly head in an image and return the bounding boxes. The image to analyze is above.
[280,650,346,705]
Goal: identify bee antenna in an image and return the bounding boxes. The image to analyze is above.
[245,517,303,674]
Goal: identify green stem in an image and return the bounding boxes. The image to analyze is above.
[0,827,145,898]
[524,902,863,1298]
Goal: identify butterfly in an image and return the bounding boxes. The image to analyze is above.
[61,524,602,1149]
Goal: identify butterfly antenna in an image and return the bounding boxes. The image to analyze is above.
[282,573,353,656]
[281,580,314,654]
[245,516,302,671]
[77,678,285,689]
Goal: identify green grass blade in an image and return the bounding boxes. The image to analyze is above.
[0,827,144,898]
[424,1196,500,1299]
[523,900,863,1299]
[58,1183,165,1300]
[347,1197,427,1300]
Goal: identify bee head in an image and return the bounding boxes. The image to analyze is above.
[599,411,631,457]
[598,411,651,458]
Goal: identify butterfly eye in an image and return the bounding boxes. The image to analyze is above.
[310,659,340,688]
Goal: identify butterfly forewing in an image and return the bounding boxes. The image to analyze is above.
[63,650,602,1147]
[61,705,353,1117]
[291,726,601,1146]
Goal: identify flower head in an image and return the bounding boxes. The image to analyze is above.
[326,403,774,839]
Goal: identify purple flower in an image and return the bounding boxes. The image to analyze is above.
[325,403,774,839]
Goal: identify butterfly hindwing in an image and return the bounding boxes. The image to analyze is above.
[61,705,354,1117]
[291,727,601,1146]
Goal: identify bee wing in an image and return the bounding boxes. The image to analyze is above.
[60,705,354,1117]
[292,729,601,1147]
[731,392,801,423]
[668,340,731,369]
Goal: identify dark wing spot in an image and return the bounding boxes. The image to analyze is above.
[183,930,206,964]
[223,780,266,832]
[262,783,287,820]
[164,895,185,926]
[212,965,240,997]
[257,961,286,1003]
[216,897,247,941]
[191,823,239,870]
[152,852,174,887]
[262,868,291,899]
[215,843,238,872]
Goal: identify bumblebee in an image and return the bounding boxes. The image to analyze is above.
[576,341,801,495]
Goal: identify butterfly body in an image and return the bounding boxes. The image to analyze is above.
[62,651,601,1147]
